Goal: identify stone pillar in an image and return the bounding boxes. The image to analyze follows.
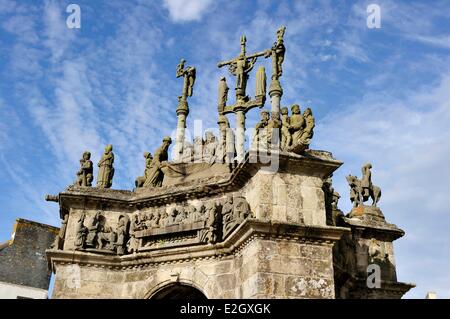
[269,78,283,115]
[174,101,188,162]
[269,78,283,149]
[235,109,246,163]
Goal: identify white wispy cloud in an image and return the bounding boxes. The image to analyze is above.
[163,0,213,22]
[1,0,449,299]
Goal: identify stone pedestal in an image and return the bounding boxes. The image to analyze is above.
[333,205,415,299]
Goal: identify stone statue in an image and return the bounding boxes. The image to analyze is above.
[234,196,251,220]
[83,211,114,251]
[323,175,343,226]
[332,189,341,211]
[176,58,196,100]
[369,239,389,264]
[175,207,189,224]
[288,104,304,143]
[74,213,87,249]
[193,204,206,222]
[75,151,93,187]
[222,195,251,237]
[255,66,267,97]
[85,211,100,247]
[145,209,160,228]
[346,175,362,208]
[159,208,168,227]
[216,114,230,163]
[154,209,162,227]
[51,214,69,250]
[267,111,281,148]
[166,207,178,226]
[135,151,153,188]
[203,131,218,163]
[288,106,315,154]
[181,142,194,163]
[221,196,234,236]
[298,107,315,144]
[96,144,114,188]
[115,215,129,255]
[346,164,382,207]
[218,77,229,114]
[218,35,266,102]
[144,137,172,187]
[127,214,140,254]
[361,163,373,201]
[97,227,115,251]
[280,107,291,150]
[94,213,115,251]
[200,201,221,244]
[252,110,270,150]
[225,126,236,166]
[268,26,286,79]
[193,136,204,162]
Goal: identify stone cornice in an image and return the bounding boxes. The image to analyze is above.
[46,219,349,271]
[57,150,342,216]
[353,277,416,295]
[344,221,405,242]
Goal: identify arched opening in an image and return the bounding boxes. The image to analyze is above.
[150,283,207,300]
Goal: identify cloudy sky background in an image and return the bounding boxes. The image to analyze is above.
[0,0,449,298]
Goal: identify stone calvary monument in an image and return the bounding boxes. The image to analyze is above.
[45,27,414,299]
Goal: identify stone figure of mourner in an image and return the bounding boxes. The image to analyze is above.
[95,217,115,250]
[297,107,315,145]
[86,211,101,247]
[127,215,139,254]
[266,111,281,148]
[75,151,93,187]
[205,201,220,243]
[96,144,114,188]
[115,215,129,255]
[135,151,153,188]
[74,213,87,249]
[280,107,291,150]
[144,137,172,187]
[222,196,235,235]
[346,175,361,208]
[203,131,217,163]
[181,142,193,163]
[253,110,270,149]
[288,104,305,143]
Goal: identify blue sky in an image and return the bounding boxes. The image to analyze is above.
[1,0,449,298]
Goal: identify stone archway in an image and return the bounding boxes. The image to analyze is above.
[150,283,207,300]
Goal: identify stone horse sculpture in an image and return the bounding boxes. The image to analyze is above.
[346,174,381,207]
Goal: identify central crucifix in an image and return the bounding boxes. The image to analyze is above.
[218,35,268,162]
